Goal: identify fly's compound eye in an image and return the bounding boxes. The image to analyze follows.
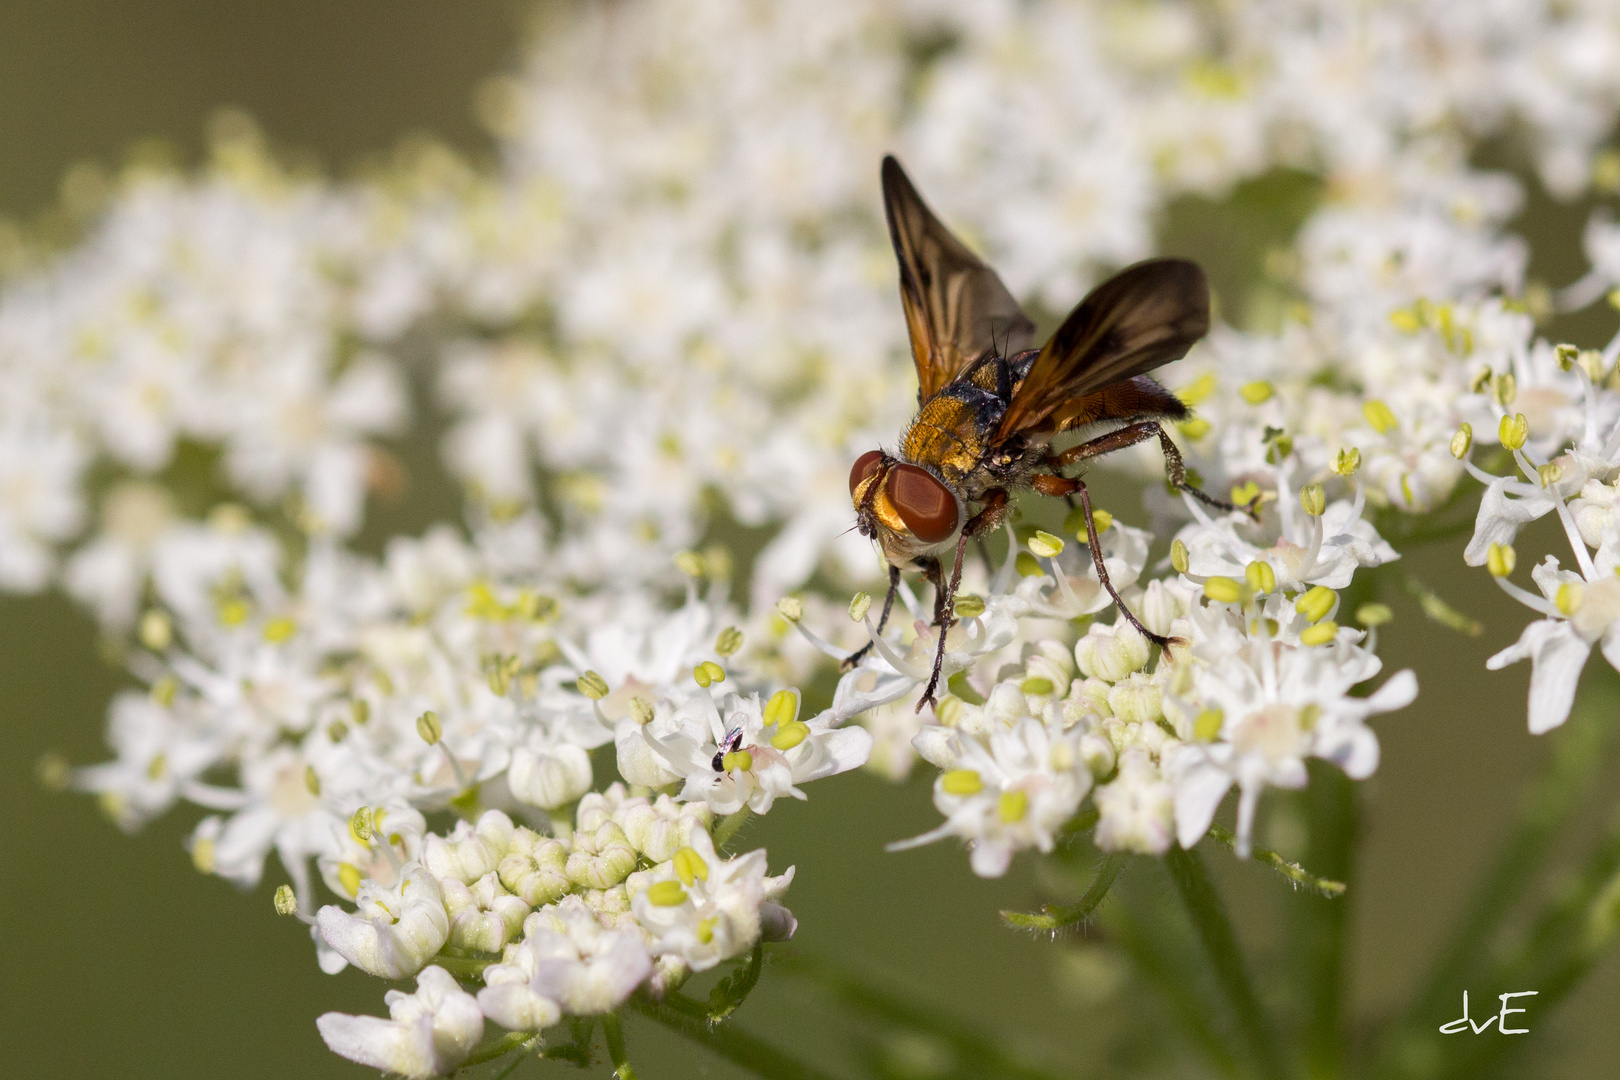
[849,450,885,498]
[886,464,959,543]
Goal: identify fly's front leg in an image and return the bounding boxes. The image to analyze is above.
[918,488,1010,713]
[841,564,902,670]
[1030,473,1183,652]
[1052,420,1260,521]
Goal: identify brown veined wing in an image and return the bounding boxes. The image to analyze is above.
[881,155,1036,404]
[996,258,1209,440]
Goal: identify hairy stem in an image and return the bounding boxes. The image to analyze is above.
[1207,823,1346,900]
[1167,844,1288,1080]
[713,807,751,851]
[1295,762,1356,1080]
[1002,852,1127,930]
[603,1013,640,1080]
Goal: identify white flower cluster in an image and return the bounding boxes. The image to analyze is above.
[27,0,1620,1072]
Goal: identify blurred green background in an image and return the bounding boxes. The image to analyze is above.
[3,3,1619,1078]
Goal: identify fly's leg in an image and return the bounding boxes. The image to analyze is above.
[1051,420,1259,521]
[841,564,901,670]
[918,488,1010,713]
[1030,473,1185,652]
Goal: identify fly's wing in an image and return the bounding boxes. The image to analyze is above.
[996,258,1209,439]
[882,155,1036,403]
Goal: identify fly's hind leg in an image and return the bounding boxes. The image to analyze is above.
[917,488,1010,713]
[1030,472,1184,652]
[1051,420,1260,521]
[841,564,902,670]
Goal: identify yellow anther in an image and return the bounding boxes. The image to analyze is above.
[1389,307,1423,333]
[263,616,296,643]
[1450,423,1473,459]
[1296,585,1337,624]
[940,769,984,796]
[274,884,297,916]
[1538,462,1562,488]
[1493,372,1517,408]
[693,661,726,688]
[849,592,873,622]
[764,689,799,729]
[1300,704,1322,730]
[1299,484,1326,517]
[1019,677,1055,696]
[1245,560,1276,594]
[1179,417,1211,440]
[721,749,753,773]
[1555,343,1580,371]
[1487,542,1517,578]
[352,699,370,726]
[1029,531,1065,558]
[998,790,1029,823]
[138,610,172,651]
[1204,576,1245,604]
[337,862,363,898]
[1557,582,1585,616]
[775,596,804,624]
[1300,621,1339,646]
[217,598,250,627]
[416,710,442,745]
[1090,510,1113,534]
[350,806,374,844]
[953,594,986,619]
[1332,447,1361,477]
[715,627,744,657]
[1177,372,1217,407]
[1015,552,1044,578]
[1171,539,1190,574]
[770,720,810,751]
[673,550,706,578]
[1355,603,1393,627]
[190,835,217,874]
[646,880,688,907]
[1363,399,1398,435]
[304,765,321,796]
[1230,480,1262,507]
[151,675,179,708]
[1499,413,1529,451]
[696,916,719,944]
[672,846,709,886]
[629,697,655,725]
[578,670,610,699]
[1194,708,1225,741]
[1239,380,1274,405]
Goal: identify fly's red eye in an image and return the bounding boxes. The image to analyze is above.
[849,450,885,497]
[886,464,958,543]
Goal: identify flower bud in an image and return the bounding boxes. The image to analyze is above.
[497,828,571,906]
[1074,624,1151,682]
[1079,733,1116,779]
[443,872,530,952]
[508,744,593,810]
[565,822,637,889]
[1107,674,1163,725]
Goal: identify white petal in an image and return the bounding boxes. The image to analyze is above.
[1173,761,1232,849]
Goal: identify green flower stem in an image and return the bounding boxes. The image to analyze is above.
[1372,672,1618,1080]
[712,807,750,850]
[461,1030,536,1068]
[603,1013,640,1080]
[632,991,845,1080]
[775,953,1064,1080]
[1167,845,1288,1080]
[1207,823,1346,899]
[1002,852,1127,930]
[1295,761,1356,1080]
[1105,902,1242,1080]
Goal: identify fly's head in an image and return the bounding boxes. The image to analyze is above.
[848,450,964,567]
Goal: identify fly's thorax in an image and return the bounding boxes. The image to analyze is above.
[901,393,997,484]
